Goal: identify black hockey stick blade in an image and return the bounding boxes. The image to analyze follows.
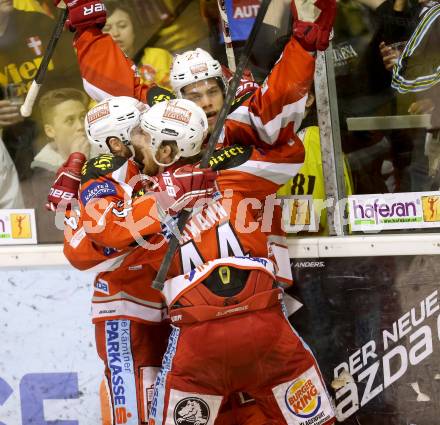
[20,7,69,117]
[152,0,273,291]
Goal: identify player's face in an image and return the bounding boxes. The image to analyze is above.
[44,100,89,160]
[130,127,160,175]
[103,9,136,58]
[182,78,224,133]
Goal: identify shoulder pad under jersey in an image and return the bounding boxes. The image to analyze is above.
[208,144,252,171]
[81,154,129,184]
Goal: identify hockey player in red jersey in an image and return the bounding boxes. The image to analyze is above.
[54,0,321,292]
[97,98,335,423]
[52,1,337,423]
[49,96,216,425]
[91,104,334,425]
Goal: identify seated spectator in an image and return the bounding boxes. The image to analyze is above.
[0,135,24,208]
[21,88,89,243]
[103,1,173,89]
[0,0,81,182]
[32,88,89,172]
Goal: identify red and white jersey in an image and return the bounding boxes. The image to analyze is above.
[63,154,165,324]
[74,28,315,150]
[78,153,161,250]
[71,28,314,287]
[91,265,167,325]
[74,28,174,104]
[118,141,303,286]
[161,256,279,323]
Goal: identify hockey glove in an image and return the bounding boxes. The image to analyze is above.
[54,0,107,32]
[222,66,259,99]
[47,152,86,212]
[153,165,218,216]
[291,0,336,52]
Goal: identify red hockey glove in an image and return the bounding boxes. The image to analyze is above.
[47,152,86,212]
[222,66,259,99]
[54,0,106,32]
[153,165,218,216]
[291,0,336,52]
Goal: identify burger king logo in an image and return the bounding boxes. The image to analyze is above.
[285,378,321,418]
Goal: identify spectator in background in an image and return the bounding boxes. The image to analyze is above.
[0,81,24,208]
[391,1,440,185]
[154,0,210,53]
[0,136,24,208]
[333,0,433,193]
[201,0,261,61]
[391,1,439,123]
[201,0,290,82]
[21,88,89,242]
[32,88,89,172]
[0,0,81,183]
[13,0,47,14]
[103,1,173,89]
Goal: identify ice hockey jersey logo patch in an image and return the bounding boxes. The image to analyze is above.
[147,86,175,106]
[81,154,128,184]
[174,397,210,425]
[209,145,252,170]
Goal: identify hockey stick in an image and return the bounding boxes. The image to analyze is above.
[152,0,272,291]
[217,0,236,72]
[20,7,68,117]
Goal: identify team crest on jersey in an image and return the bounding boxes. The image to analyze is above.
[209,144,252,170]
[93,154,115,172]
[81,154,127,184]
[147,86,175,106]
[173,397,210,425]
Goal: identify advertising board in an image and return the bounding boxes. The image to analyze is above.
[0,268,102,424]
[289,256,440,424]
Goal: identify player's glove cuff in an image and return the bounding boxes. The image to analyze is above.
[65,0,107,32]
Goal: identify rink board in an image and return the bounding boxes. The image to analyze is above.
[0,268,102,424]
[289,256,440,425]
[1,257,440,424]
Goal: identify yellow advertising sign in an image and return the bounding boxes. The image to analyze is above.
[10,213,32,239]
[422,196,440,222]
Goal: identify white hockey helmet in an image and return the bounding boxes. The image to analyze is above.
[85,96,147,155]
[170,48,228,98]
[140,99,208,166]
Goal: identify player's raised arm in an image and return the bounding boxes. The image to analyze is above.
[54,0,173,103]
[223,0,336,149]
